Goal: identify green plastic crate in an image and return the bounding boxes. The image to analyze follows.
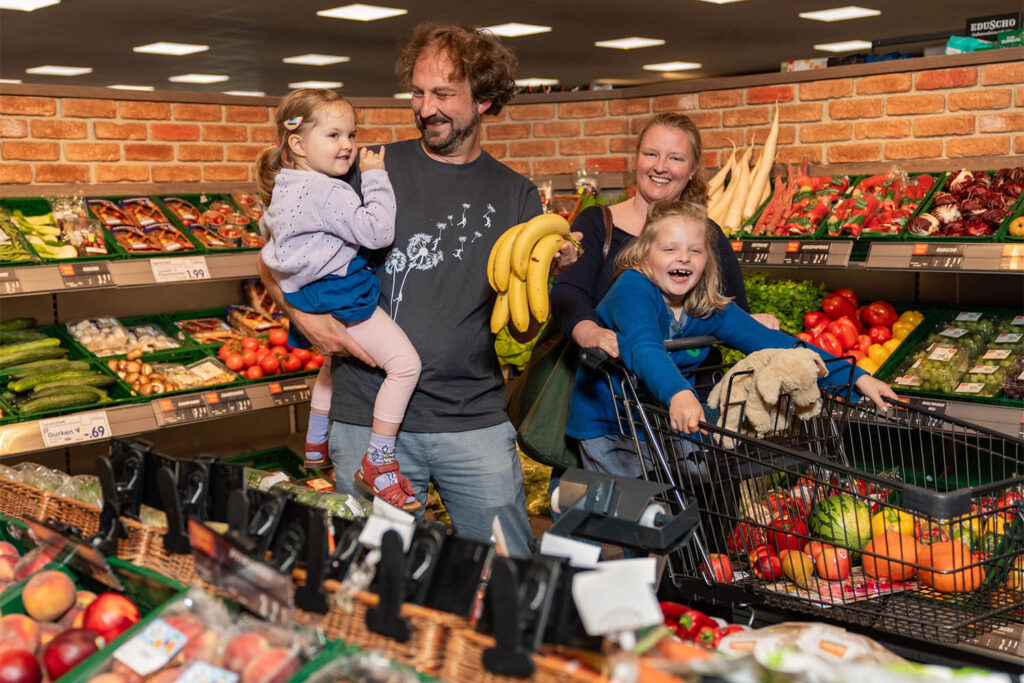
[86,195,206,258]
[0,324,94,381]
[905,169,1012,243]
[162,307,241,347]
[740,174,857,240]
[70,314,197,363]
[0,196,125,263]
[125,346,242,399]
[2,356,136,421]
[224,446,319,481]
[154,193,265,253]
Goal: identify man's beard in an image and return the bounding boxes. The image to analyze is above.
[416,111,479,156]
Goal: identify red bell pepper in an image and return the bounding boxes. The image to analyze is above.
[821,291,857,320]
[812,331,843,356]
[694,624,723,648]
[867,325,892,345]
[861,301,898,328]
[678,607,713,640]
[826,317,859,350]
[803,311,830,332]
[767,516,808,553]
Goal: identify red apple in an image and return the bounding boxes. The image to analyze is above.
[41,629,100,680]
[223,632,269,673]
[0,649,42,683]
[81,593,139,642]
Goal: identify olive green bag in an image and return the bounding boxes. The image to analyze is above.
[508,206,613,470]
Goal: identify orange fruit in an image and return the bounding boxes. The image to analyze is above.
[862,531,918,581]
[918,540,984,593]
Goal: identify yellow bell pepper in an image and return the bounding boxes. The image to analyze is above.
[882,338,902,354]
[891,320,915,340]
[867,344,889,365]
[871,508,916,538]
[857,357,880,375]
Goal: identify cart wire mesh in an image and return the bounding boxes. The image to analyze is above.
[584,339,1024,645]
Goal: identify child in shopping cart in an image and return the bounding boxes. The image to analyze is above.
[566,199,898,477]
[256,88,421,511]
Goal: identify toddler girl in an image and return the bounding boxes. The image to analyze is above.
[256,89,421,511]
[566,199,897,476]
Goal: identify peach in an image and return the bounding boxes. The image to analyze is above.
[22,570,76,622]
[162,614,204,642]
[0,614,39,655]
[180,630,218,663]
[223,632,269,673]
[110,660,144,683]
[58,591,97,630]
[147,667,182,683]
[0,542,19,560]
[85,675,129,683]
[241,647,299,683]
[0,555,15,582]
[36,622,61,652]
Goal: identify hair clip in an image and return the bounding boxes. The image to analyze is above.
[284,116,303,130]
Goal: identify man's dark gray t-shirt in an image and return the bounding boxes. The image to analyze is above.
[329,138,542,432]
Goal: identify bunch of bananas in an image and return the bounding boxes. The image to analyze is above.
[487,213,574,334]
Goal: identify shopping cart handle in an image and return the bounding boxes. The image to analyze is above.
[579,347,612,370]
[664,336,720,352]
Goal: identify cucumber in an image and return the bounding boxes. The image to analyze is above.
[9,369,103,393]
[0,330,48,345]
[0,318,36,331]
[30,375,117,394]
[7,359,90,379]
[18,390,102,415]
[30,384,109,401]
[0,346,68,369]
[0,337,60,360]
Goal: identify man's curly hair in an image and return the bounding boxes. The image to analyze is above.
[396,23,518,116]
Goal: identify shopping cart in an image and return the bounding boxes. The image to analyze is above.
[581,337,1024,644]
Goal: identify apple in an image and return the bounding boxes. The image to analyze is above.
[0,649,42,683]
[700,554,733,583]
[41,629,100,680]
[82,593,140,642]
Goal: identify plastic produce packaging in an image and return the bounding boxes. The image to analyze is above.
[954,363,1006,398]
[306,650,420,683]
[55,474,102,507]
[891,343,968,393]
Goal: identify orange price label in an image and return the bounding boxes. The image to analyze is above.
[58,264,75,276]
[912,243,928,255]
[158,399,174,412]
[786,241,799,253]
[268,382,282,394]
[730,240,742,252]
[204,392,220,404]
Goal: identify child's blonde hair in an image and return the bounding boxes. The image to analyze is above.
[255,89,352,205]
[616,199,733,318]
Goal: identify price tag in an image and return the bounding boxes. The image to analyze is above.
[114,619,188,676]
[731,240,772,265]
[150,255,211,282]
[58,262,113,289]
[0,269,22,294]
[268,379,312,406]
[38,410,111,447]
[909,243,965,270]
[572,565,662,636]
[204,388,251,417]
[189,519,293,626]
[780,240,851,267]
[963,622,1024,656]
[153,394,210,426]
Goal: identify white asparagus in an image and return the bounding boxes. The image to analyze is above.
[706,143,736,195]
[743,103,781,220]
[722,145,753,232]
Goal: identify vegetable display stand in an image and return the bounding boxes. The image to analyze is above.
[441,629,606,683]
[38,493,156,566]
[295,590,466,676]
[0,479,49,520]
[586,341,1024,646]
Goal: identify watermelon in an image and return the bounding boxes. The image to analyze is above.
[808,495,872,557]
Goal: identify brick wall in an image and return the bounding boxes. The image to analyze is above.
[1,59,1022,188]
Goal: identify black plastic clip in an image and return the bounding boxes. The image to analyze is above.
[482,558,536,678]
[364,529,411,642]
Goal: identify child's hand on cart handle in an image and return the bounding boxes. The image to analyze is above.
[670,389,705,434]
[573,320,620,358]
[854,374,899,411]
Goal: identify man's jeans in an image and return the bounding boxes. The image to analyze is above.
[329,420,534,557]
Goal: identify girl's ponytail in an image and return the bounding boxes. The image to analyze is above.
[255,145,283,206]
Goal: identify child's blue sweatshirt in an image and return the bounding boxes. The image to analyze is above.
[566,269,866,440]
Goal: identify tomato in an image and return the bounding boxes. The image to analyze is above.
[309,351,325,368]
[861,301,898,328]
[303,360,321,371]
[825,317,858,350]
[815,545,851,580]
[245,365,264,380]
[224,353,244,371]
[268,328,288,347]
[270,345,289,359]
[292,347,312,363]
[867,325,892,345]
[240,336,259,351]
[259,354,280,374]
[255,346,270,360]
[280,354,302,373]
[240,350,257,368]
[803,311,830,332]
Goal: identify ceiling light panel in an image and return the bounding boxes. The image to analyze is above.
[25,65,92,76]
[515,78,559,87]
[224,90,266,97]
[642,61,701,71]
[0,0,59,10]
[814,39,872,51]
[594,37,665,50]
[169,73,229,83]
[288,80,343,88]
[800,6,880,22]
[0,78,23,84]
[696,0,746,4]
[481,23,552,37]
[108,84,154,91]
[133,42,209,56]
[393,92,412,99]
[283,54,350,66]
[316,4,406,21]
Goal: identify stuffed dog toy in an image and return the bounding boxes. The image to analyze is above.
[706,347,828,439]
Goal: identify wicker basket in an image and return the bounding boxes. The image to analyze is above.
[295,590,468,675]
[39,494,157,565]
[0,480,48,521]
[441,629,607,683]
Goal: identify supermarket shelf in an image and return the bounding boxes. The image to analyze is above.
[865,242,1024,273]
[0,251,259,296]
[0,374,314,458]
[897,393,1024,438]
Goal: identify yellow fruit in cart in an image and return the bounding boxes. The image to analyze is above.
[984,515,1007,536]
[882,338,902,354]
[891,320,914,340]
[867,344,889,365]
[857,357,880,375]
[871,508,916,538]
